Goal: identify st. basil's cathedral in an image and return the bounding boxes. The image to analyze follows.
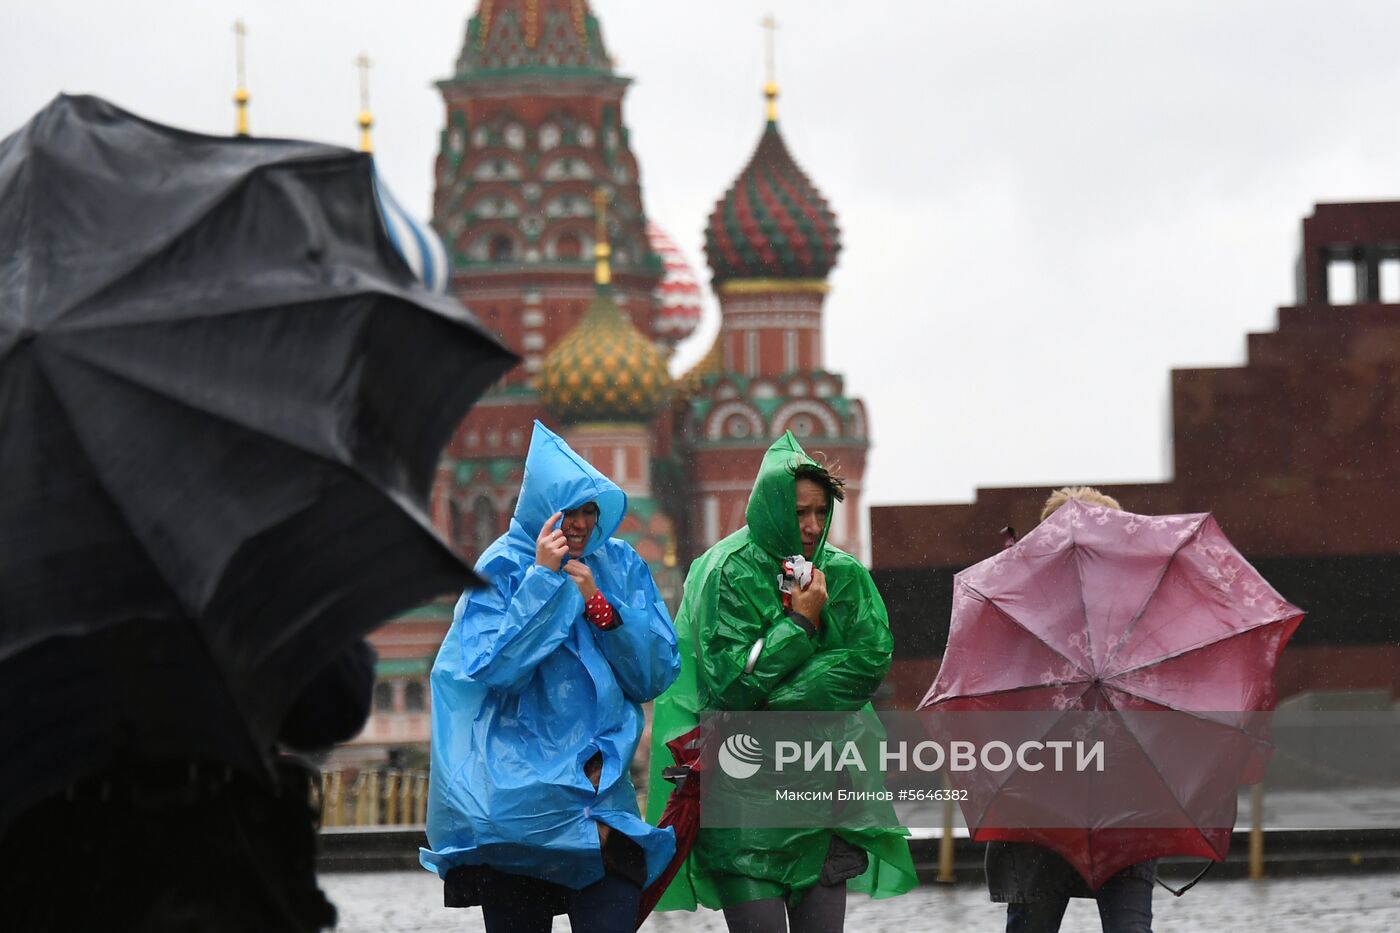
[357,0,871,755]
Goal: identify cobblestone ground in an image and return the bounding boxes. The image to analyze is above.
[322,871,1400,932]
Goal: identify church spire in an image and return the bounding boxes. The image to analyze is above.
[761,13,779,124]
[593,186,611,287]
[232,19,250,136]
[355,52,374,153]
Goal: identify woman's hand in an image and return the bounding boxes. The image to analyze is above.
[585,753,611,844]
[536,511,568,571]
[563,560,599,600]
[791,567,828,627]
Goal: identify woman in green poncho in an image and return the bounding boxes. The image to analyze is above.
[646,432,917,932]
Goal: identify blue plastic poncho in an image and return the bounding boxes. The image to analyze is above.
[420,421,681,889]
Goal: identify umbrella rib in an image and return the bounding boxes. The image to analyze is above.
[1107,611,1301,682]
[1071,531,1094,673]
[936,681,1092,702]
[57,281,409,334]
[37,332,431,528]
[31,342,447,647]
[1106,700,1231,861]
[965,691,1092,827]
[1101,515,1210,673]
[29,349,198,620]
[966,583,1093,681]
[45,151,358,331]
[1101,684,1280,745]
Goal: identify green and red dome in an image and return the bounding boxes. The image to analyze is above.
[704,119,841,284]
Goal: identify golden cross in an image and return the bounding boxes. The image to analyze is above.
[233,19,248,89]
[354,52,375,153]
[761,13,778,86]
[355,53,373,112]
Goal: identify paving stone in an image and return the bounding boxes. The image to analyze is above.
[321,871,1400,932]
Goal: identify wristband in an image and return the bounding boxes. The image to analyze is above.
[787,610,817,637]
[584,591,619,631]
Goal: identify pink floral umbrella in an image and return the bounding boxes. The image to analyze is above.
[920,499,1304,889]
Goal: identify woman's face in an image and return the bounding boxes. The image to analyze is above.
[560,502,599,557]
[795,478,830,559]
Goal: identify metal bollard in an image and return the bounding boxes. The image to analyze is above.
[938,771,956,883]
[384,771,400,825]
[415,772,429,824]
[330,770,344,828]
[1249,782,1264,880]
[319,770,335,828]
[367,771,381,825]
[351,772,369,826]
[397,769,414,825]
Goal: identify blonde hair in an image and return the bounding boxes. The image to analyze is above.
[1040,486,1121,523]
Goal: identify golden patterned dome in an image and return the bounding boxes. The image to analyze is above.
[537,287,671,423]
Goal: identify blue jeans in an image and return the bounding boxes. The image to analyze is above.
[1005,874,1153,933]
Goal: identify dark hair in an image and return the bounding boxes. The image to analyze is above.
[790,457,846,503]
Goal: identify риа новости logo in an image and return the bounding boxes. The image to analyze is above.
[718,733,763,779]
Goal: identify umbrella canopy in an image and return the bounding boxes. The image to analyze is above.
[0,94,515,830]
[920,499,1303,888]
[636,725,705,929]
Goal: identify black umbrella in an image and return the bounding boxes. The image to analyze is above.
[0,94,515,831]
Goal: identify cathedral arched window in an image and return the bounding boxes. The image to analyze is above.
[403,681,426,712]
[543,157,594,181]
[473,496,498,554]
[489,235,515,262]
[374,681,395,712]
[448,498,466,551]
[772,400,841,439]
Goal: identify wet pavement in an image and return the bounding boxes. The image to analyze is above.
[322,869,1400,932]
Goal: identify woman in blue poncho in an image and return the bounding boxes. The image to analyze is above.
[421,421,680,933]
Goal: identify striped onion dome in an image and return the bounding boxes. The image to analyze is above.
[704,119,840,284]
[537,286,671,424]
[374,170,450,294]
[646,222,703,340]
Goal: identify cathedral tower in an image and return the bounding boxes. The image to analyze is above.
[429,1,696,561]
[680,74,870,560]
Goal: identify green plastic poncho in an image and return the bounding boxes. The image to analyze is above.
[646,432,917,909]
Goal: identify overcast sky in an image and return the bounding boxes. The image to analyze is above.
[6,1,1400,508]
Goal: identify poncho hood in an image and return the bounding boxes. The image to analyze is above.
[744,431,833,560]
[507,421,626,559]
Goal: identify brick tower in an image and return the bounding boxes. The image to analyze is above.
[676,75,870,560]
[428,0,696,561]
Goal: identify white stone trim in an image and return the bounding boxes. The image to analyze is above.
[706,400,764,441]
[722,313,821,330]
[770,399,841,438]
